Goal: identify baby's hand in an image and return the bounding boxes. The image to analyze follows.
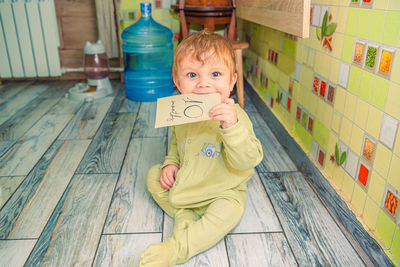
[160,164,179,190]
[209,98,237,129]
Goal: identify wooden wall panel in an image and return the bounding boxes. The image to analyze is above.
[60,17,98,49]
[236,0,310,38]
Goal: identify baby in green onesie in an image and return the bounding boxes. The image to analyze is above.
[140,29,263,266]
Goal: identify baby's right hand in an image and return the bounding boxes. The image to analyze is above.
[160,164,179,190]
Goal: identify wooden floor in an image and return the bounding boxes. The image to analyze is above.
[0,80,372,266]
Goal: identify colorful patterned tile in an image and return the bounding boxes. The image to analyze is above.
[327,84,335,105]
[383,186,399,221]
[379,114,399,150]
[362,136,376,162]
[313,75,320,94]
[364,44,379,71]
[378,48,395,78]
[357,162,370,187]
[318,148,326,167]
[319,80,327,99]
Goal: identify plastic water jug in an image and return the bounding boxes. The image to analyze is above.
[122,3,174,101]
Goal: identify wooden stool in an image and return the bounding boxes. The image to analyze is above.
[172,0,248,108]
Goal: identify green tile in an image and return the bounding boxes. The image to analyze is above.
[357,9,371,40]
[382,11,400,47]
[342,35,355,63]
[371,76,389,110]
[347,66,362,95]
[369,10,386,43]
[313,119,330,150]
[283,38,297,60]
[294,121,313,152]
[392,227,400,263]
[358,70,375,101]
[346,8,359,36]
[375,210,396,248]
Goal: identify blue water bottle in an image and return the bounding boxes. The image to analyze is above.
[121,3,174,101]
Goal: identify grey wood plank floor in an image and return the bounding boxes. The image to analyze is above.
[0,81,370,267]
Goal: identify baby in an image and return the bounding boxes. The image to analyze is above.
[140,30,263,266]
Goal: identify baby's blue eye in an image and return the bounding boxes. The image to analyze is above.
[187,72,196,78]
[212,72,221,77]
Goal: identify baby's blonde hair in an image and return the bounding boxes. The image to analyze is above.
[172,30,236,80]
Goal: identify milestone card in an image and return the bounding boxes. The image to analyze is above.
[155,93,221,128]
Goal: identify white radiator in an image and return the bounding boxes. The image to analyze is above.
[0,0,61,78]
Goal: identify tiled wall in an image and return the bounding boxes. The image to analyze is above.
[238,0,400,263]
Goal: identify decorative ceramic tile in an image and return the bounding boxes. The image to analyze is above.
[338,62,350,88]
[265,76,269,88]
[320,80,327,99]
[357,162,370,187]
[362,136,376,162]
[379,114,399,150]
[383,185,400,223]
[344,149,359,179]
[318,148,326,167]
[378,47,395,78]
[364,44,378,71]
[296,105,302,121]
[353,41,365,66]
[287,96,292,111]
[301,110,308,128]
[308,115,314,133]
[313,76,320,94]
[361,0,374,8]
[319,6,329,27]
[288,80,294,95]
[327,84,335,105]
[350,0,360,7]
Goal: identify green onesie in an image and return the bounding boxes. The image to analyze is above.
[142,104,263,266]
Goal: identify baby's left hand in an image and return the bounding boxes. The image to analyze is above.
[209,98,237,129]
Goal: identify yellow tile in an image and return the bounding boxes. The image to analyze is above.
[303,47,309,65]
[279,73,290,91]
[317,101,333,128]
[354,98,369,129]
[296,44,303,63]
[390,49,400,85]
[332,166,345,189]
[351,184,367,216]
[368,170,386,204]
[305,91,319,115]
[308,50,315,68]
[373,143,392,178]
[329,58,340,84]
[385,82,400,120]
[366,106,383,139]
[321,53,331,79]
[388,154,400,192]
[350,124,364,154]
[332,112,342,134]
[340,117,353,146]
[334,86,346,114]
[363,197,380,231]
[394,130,400,157]
[374,0,388,9]
[331,33,344,61]
[342,171,355,202]
[343,92,357,120]
[300,66,313,89]
[388,0,400,11]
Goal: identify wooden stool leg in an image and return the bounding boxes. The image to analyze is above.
[234,48,244,108]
